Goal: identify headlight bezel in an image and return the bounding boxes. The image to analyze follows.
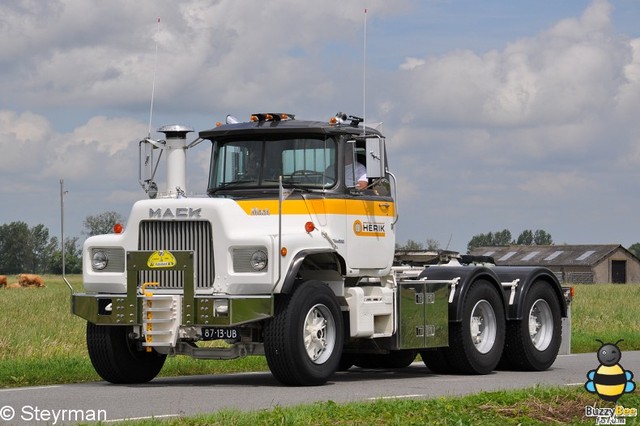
[91,250,109,271]
[232,246,269,273]
[249,250,268,271]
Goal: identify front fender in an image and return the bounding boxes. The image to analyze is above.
[280,249,345,294]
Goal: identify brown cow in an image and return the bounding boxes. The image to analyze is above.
[6,282,21,289]
[18,274,45,288]
[0,275,7,288]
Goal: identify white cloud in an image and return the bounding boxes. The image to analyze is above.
[517,171,591,197]
[0,0,639,250]
[400,57,426,70]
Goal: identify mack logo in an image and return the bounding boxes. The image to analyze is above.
[149,208,202,219]
[251,208,270,216]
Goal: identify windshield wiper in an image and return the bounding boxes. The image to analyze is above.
[209,180,257,194]
[263,179,311,193]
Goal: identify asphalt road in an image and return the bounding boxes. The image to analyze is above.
[1,351,639,424]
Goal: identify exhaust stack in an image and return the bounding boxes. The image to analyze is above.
[158,124,193,198]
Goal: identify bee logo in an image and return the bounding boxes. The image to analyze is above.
[585,339,636,402]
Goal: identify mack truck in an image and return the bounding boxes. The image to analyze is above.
[71,112,568,386]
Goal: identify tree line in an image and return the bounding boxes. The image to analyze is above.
[466,228,552,253]
[398,228,640,258]
[6,216,640,274]
[0,211,124,275]
[397,228,553,253]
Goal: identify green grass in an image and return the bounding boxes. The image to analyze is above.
[0,275,267,388]
[1,278,639,388]
[110,386,640,425]
[571,283,640,353]
[2,277,640,425]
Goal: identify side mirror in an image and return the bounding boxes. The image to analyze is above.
[365,137,385,179]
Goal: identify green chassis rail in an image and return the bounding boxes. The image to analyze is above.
[71,251,273,327]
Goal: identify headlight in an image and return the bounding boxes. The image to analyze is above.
[232,247,269,272]
[92,251,109,270]
[250,250,268,271]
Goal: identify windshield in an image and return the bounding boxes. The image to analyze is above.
[209,136,337,192]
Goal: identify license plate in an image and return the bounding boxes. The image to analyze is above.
[201,327,240,340]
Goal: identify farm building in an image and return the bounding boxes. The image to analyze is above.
[469,244,640,284]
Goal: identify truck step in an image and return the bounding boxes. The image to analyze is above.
[142,294,181,348]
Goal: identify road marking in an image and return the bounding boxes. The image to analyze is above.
[0,385,61,392]
[102,414,180,423]
[367,394,426,401]
[104,414,181,423]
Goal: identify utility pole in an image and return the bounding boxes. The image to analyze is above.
[60,179,73,292]
[60,179,68,276]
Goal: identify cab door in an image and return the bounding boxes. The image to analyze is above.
[345,137,396,270]
[345,193,395,269]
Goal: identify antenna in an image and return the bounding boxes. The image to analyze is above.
[363,8,367,135]
[148,17,161,138]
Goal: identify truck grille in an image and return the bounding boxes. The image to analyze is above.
[138,221,214,289]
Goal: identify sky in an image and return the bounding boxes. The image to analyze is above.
[1,0,640,253]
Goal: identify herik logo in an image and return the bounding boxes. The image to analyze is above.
[352,220,386,237]
[585,339,636,403]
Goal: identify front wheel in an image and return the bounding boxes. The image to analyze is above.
[501,281,562,370]
[86,322,166,384]
[264,281,344,386]
[446,279,505,374]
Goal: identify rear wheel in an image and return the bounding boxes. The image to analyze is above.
[501,281,562,370]
[420,348,453,373]
[446,279,505,374]
[264,281,344,386]
[86,322,166,384]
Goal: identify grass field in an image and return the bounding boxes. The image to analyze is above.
[0,275,268,388]
[0,275,639,424]
[0,275,639,387]
[120,387,640,425]
[571,283,640,352]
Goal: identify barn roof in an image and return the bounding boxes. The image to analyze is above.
[469,244,636,267]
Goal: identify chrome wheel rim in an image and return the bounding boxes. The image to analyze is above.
[470,300,497,354]
[303,304,336,364]
[529,299,553,351]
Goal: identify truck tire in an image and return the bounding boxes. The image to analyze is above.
[446,279,505,374]
[354,350,417,369]
[501,281,562,371]
[338,353,355,371]
[420,348,453,373]
[86,322,166,384]
[264,281,344,386]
